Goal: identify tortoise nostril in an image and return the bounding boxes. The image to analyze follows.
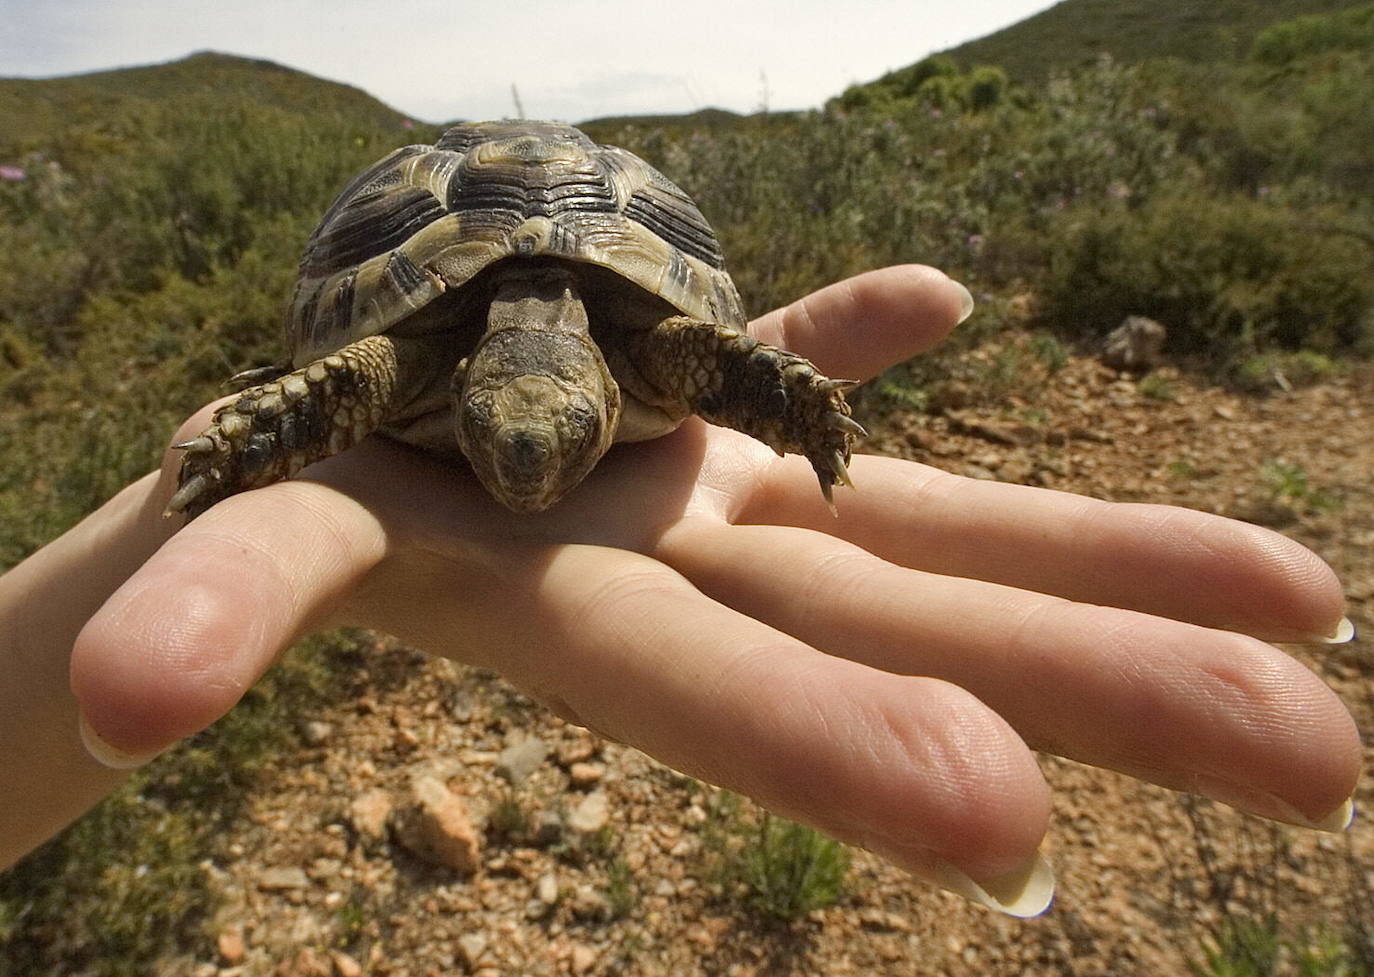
[499,430,552,475]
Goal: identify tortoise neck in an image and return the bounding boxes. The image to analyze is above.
[451,261,620,512]
[485,263,589,339]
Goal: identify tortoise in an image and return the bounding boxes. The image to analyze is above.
[167,121,864,519]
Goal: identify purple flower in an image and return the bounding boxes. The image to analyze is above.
[0,165,25,181]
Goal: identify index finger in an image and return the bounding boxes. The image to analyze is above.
[749,264,973,381]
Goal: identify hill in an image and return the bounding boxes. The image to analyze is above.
[1,6,1372,977]
[0,51,414,150]
[938,0,1369,81]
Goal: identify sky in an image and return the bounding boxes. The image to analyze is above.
[2,1,1060,123]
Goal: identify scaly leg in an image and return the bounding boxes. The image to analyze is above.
[167,334,428,519]
[624,317,866,508]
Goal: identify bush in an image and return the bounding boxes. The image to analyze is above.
[1037,190,1374,372]
[1250,4,1374,65]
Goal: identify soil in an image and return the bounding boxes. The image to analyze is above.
[179,349,1374,977]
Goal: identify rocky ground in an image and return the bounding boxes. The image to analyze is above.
[171,347,1373,977]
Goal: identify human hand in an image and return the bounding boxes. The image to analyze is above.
[68,265,1360,915]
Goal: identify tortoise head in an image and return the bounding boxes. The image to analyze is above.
[453,265,620,512]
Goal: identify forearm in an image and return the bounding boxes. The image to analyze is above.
[0,470,170,868]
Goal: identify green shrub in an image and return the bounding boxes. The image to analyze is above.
[0,637,351,977]
[1251,4,1374,65]
[700,793,851,920]
[1037,191,1373,373]
[1191,913,1367,977]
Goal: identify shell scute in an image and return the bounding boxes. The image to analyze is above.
[288,121,744,364]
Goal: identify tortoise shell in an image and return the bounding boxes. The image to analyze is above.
[288,120,747,366]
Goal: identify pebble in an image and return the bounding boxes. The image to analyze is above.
[257,866,311,891]
[536,871,559,905]
[557,736,598,766]
[300,720,333,746]
[394,776,481,873]
[567,791,610,834]
[458,932,488,969]
[568,762,605,788]
[329,950,362,977]
[531,809,565,847]
[496,736,548,784]
[570,943,598,974]
[349,789,393,841]
[217,925,246,963]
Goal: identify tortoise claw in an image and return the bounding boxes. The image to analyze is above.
[165,472,213,518]
[829,449,854,489]
[171,435,216,453]
[827,414,867,439]
[820,378,860,394]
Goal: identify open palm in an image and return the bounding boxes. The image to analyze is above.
[66,265,1359,916]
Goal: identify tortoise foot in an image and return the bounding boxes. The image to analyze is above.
[629,318,866,509]
[167,337,402,519]
[725,349,866,510]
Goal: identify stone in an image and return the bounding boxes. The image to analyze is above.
[1102,315,1167,372]
[571,943,598,974]
[289,946,330,976]
[217,925,246,964]
[496,735,548,784]
[567,790,610,834]
[569,884,611,922]
[350,789,393,841]
[556,735,597,766]
[458,932,489,969]
[300,720,333,746]
[536,871,559,905]
[330,950,363,977]
[567,762,605,788]
[531,808,564,848]
[395,776,481,873]
[257,866,311,891]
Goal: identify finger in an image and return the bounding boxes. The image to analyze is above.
[369,539,1052,910]
[739,453,1349,644]
[70,473,390,761]
[653,517,1361,829]
[749,265,972,381]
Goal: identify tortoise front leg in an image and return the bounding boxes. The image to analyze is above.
[624,317,866,508]
[167,334,419,519]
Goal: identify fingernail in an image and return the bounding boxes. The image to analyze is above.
[1267,795,1356,833]
[78,713,163,770]
[952,281,976,324]
[926,851,1056,918]
[874,840,1055,917]
[1314,617,1356,644]
[1199,773,1357,833]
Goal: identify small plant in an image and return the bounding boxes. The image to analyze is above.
[1028,333,1070,374]
[1193,914,1284,977]
[333,890,369,949]
[1191,914,1363,977]
[487,790,530,841]
[742,813,852,920]
[1263,461,1339,516]
[0,638,350,976]
[699,793,851,921]
[1236,351,1342,392]
[872,373,932,414]
[1139,372,1176,400]
[1168,459,1199,478]
[604,855,637,920]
